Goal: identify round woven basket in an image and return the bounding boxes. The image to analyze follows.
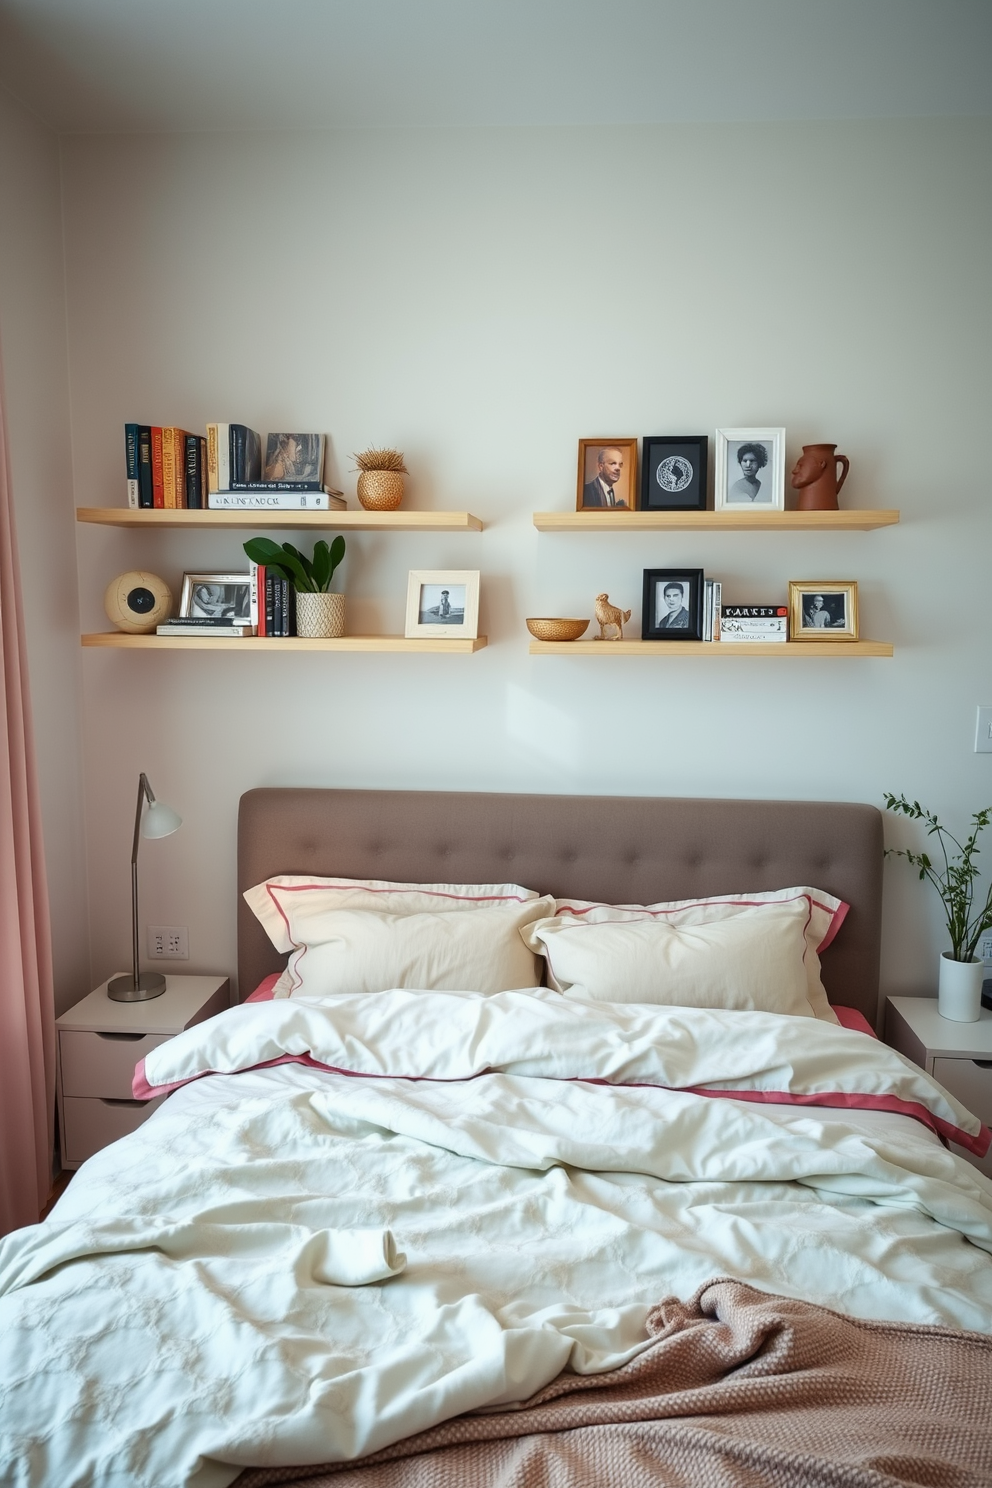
[295,591,345,639]
[526,618,589,642]
[357,471,404,511]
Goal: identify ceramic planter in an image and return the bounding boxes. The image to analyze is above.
[937,951,984,1022]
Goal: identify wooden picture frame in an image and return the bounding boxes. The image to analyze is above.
[405,570,480,639]
[641,568,705,641]
[640,436,708,512]
[789,581,859,641]
[576,439,638,512]
[714,428,786,512]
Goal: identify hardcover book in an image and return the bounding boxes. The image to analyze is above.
[207,491,342,510]
[150,427,164,508]
[721,605,789,618]
[137,426,153,508]
[230,425,262,484]
[156,623,254,637]
[125,424,140,509]
[263,433,325,484]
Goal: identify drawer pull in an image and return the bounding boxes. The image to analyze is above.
[973,1059,992,1069]
[96,1031,145,1042]
[99,1098,145,1108]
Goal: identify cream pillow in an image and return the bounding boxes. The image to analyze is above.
[523,887,846,1022]
[245,875,543,956]
[277,899,554,999]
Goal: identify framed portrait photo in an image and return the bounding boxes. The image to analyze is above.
[405,569,480,639]
[576,438,638,512]
[788,581,859,641]
[641,568,704,642]
[179,572,252,623]
[714,428,786,512]
[640,436,708,512]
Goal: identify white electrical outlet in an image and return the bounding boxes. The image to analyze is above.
[147,925,189,960]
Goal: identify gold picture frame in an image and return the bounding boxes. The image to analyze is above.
[576,438,638,512]
[789,581,859,641]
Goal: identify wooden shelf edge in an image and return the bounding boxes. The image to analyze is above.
[82,633,488,653]
[76,507,484,532]
[528,639,893,657]
[532,509,899,532]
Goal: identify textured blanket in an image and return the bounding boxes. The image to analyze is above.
[237,1278,992,1488]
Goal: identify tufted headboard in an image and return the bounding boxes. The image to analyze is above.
[237,789,883,1022]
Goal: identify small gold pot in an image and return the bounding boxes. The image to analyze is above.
[295,591,345,639]
[357,471,404,510]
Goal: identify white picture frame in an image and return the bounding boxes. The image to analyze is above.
[714,428,786,512]
[404,569,480,639]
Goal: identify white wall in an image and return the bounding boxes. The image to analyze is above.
[57,117,992,1005]
[0,87,90,1016]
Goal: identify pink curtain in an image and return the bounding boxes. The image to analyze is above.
[0,351,56,1237]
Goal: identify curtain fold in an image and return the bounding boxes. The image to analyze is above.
[0,346,56,1237]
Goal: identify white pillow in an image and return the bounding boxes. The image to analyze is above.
[245,875,543,956]
[276,899,554,999]
[523,887,846,1022]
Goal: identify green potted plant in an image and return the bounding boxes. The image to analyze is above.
[243,535,346,638]
[884,792,992,1021]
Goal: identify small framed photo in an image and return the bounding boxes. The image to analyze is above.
[640,436,708,512]
[789,581,859,641]
[576,438,638,511]
[405,570,480,639]
[715,428,786,511]
[180,572,251,622]
[641,569,705,641]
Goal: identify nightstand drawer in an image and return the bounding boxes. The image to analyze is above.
[62,1095,165,1166]
[932,1057,992,1179]
[60,1029,169,1098]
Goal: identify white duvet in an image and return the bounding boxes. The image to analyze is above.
[2,989,992,1488]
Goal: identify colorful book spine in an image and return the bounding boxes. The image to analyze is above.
[256,565,267,637]
[137,426,153,508]
[150,427,164,508]
[206,424,219,494]
[125,424,140,509]
[264,570,275,637]
[161,428,178,508]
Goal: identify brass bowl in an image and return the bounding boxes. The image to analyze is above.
[526,617,589,642]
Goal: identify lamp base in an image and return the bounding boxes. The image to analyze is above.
[107,971,167,1002]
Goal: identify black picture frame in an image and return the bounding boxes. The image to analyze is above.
[642,568,704,641]
[640,436,708,512]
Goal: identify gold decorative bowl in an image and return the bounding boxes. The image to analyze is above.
[526,617,589,642]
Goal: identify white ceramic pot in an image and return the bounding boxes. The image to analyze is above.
[937,951,984,1022]
[295,591,344,639]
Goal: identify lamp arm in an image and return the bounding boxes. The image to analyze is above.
[129,773,155,988]
[131,773,154,866]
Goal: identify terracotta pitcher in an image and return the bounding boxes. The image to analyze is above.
[790,444,850,511]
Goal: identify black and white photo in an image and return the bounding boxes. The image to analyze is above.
[179,572,252,622]
[640,436,708,512]
[405,569,480,639]
[715,427,785,511]
[641,568,704,641]
[789,581,859,641]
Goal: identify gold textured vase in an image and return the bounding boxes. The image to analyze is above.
[357,471,404,511]
[295,591,345,639]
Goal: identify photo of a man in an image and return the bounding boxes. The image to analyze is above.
[576,439,636,511]
[582,446,628,508]
[802,592,846,629]
[656,580,690,629]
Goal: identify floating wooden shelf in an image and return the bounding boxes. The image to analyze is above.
[532,510,899,532]
[82,633,488,653]
[528,639,893,657]
[77,507,484,532]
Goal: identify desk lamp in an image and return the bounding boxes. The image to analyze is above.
[107,773,182,1002]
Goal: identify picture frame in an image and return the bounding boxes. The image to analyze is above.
[788,581,859,641]
[641,568,705,641]
[405,569,480,639]
[714,427,786,512]
[576,438,638,512]
[179,571,252,622]
[640,436,708,512]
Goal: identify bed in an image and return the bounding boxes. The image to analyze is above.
[2,788,992,1488]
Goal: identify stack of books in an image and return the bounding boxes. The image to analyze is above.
[206,427,345,511]
[249,561,295,637]
[125,425,207,509]
[702,580,721,642]
[124,423,345,511]
[719,605,789,643]
[156,617,254,638]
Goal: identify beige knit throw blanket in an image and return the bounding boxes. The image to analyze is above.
[237,1279,992,1488]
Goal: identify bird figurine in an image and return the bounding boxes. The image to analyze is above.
[594,593,631,641]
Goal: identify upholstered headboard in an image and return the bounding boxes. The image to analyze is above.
[237,790,883,1022]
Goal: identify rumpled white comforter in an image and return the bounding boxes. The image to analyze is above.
[2,990,992,1488]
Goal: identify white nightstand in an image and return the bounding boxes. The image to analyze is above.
[885,995,992,1179]
[56,974,230,1169]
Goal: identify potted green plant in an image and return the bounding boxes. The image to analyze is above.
[884,792,992,1021]
[243,535,346,638]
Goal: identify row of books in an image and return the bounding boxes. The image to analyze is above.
[125,423,345,510]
